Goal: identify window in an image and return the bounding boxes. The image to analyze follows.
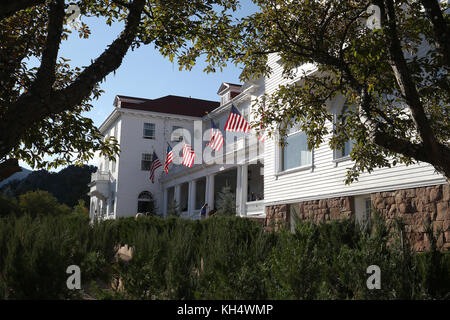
[141,153,153,170]
[355,195,372,230]
[195,178,206,210]
[111,159,116,173]
[281,124,312,171]
[365,198,372,216]
[334,103,354,160]
[104,157,110,172]
[180,182,189,212]
[289,204,300,233]
[171,126,184,142]
[361,198,373,230]
[143,123,155,139]
[221,92,230,106]
[137,191,154,213]
[167,187,175,209]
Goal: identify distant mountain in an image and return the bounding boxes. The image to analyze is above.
[0,167,32,187]
[0,165,97,207]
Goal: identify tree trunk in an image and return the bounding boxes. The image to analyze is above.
[0,159,21,182]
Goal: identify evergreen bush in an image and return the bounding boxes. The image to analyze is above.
[167,200,180,217]
[215,185,236,216]
[0,212,448,300]
[18,190,71,217]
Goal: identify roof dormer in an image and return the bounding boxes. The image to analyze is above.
[217,82,242,106]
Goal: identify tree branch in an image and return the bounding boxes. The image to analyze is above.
[382,0,440,154]
[0,0,146,159]
[0,158,21,182]
[53,0,146,110]
[111,0,132,9]
[30,0,65,101]
[0,0,47,20]
[419,0,450,70]
[373,131,450,183]
[359,86,450,181]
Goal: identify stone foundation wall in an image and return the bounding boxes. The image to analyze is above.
[264,204,289,232]
[264,196,354,231]
[371,184,449,251]
[265,184,450,251]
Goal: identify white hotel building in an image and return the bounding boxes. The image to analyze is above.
[89,54,449,250]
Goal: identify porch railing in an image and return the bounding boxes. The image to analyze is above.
[91,171,111,183]
[245,200,265,215]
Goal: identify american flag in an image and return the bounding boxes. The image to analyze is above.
[206,120,224,151]
[149,151,162,183]
[224,104,250,133]
[164,144,173,174]
[182,144,195,168]
[257,132,265,142]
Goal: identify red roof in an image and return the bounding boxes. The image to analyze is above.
[230,91,240,99]
[118,95,220,117]
[116,95,151,102]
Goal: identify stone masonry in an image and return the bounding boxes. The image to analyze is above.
[265,184,450,251]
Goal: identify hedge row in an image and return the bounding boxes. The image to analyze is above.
[0,213,449,299]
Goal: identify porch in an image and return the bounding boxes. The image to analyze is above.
[163,161,265,219]
[88,170,115,220]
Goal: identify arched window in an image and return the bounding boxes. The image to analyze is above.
[137,191,154,214]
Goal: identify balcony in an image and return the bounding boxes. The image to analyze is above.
[88,171,112,200]
[91,171,111,182]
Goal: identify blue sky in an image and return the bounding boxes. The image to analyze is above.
[20,0,259,171]
[60,0,258,128]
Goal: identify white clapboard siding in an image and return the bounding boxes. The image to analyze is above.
[261,54,447,205]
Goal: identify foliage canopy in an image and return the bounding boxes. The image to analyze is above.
[177,0,450,183]
[0,0,239,179]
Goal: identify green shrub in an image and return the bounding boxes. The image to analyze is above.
[195,217,272,299]
[18,190,71,217]
[114,224,170,299]
[0,195,19,217]
[0,213,115,299]
[0,215,83,299]
[0,213,448,300]
[73,199,89,216]
[417,250,450,299]
[264,213,438,300]
[167,200,180,217]
[215,185,236,216]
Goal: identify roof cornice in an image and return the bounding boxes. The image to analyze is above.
[118,107,203,121]
[205,84,260,119]
[98,108,121,133]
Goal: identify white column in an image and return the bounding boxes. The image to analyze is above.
[188,180,196,217]
[95,199,100,217]
[163,188,168,217]
[207,174,215,210]
[236,166,242,216]
[206,176,210,209]
[241,164,248,217]
[174,185,181,214]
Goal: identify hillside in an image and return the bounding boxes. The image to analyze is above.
[0,167,32,188]
[0,165,97,207]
